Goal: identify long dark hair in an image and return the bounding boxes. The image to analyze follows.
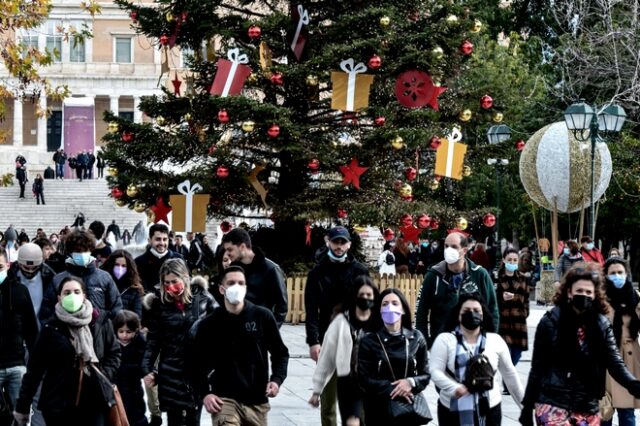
[604,256,640,345]
[343,276,382,330]
[101,249,144,296]
[445,292,495,333]
[553,262,609,315]
[380,288,413,330]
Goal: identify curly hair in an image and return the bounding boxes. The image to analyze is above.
[64,229,96,254]
[553,262,609,315]
[101,250,144,296]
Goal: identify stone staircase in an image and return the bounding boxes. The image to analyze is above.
[0,178,147,238]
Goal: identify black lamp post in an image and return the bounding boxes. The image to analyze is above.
[563,102,626,239]
[487,158,509,246]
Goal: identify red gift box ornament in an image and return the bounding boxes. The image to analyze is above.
[209,48,252,98]
[291,5,310,61]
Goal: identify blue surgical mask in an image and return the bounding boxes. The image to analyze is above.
[0,270,7,284]
[563,248,570,255]
[327,250,347,263]
[421,242,429,248]
[71,252,92,267]
[608,274,626,289]
[586,243,594,250]
[505,263,518,273]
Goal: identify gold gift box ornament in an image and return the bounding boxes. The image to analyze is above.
[331,58,374,112]
[434,128,468,180]
[169,180,208,233]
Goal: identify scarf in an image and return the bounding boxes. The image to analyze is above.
[55,300,99,365]
[449,328,487,426]
[606,281,640,346]
[150,248,168,259]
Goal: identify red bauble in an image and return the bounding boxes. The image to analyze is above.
[308,158,320,171]
[460,40,474,55]
[220,220,233,233]
[374,116,386,126]
[217,109,229,123]
[130,11,138,22]
[434,175,442,181]
[383,228,395,241]
[405,167,417,181]
[122,131,133,142]
[515,139,526,151]
[430,219,440,230]
[267,124,280,138]
[368,54,382,70]
[160,34,169,46]
[430,136,441,149]
[480,95,493,109]
[248,25,261,39]
[270,73,284,85]
[483,213,496,228]
[180,11,188,22]
[417,214,431,229]
[111,187,124,199]
[395,70,447,110]
[401,214,413,227]
[216,166,229,178]
[337,209,348,219]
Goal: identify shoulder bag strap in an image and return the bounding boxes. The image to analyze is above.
[376,333,397,381]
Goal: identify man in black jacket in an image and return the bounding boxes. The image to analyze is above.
[222,228,288,327]
[191,266,289,425]
[12,243,56,325]
[0,247,38,409]
[135,223,183,293]
[304,225,369,426]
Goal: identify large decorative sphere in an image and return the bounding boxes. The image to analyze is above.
[519,122,612,213]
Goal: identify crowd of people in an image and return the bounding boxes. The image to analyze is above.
[1,218,639,426]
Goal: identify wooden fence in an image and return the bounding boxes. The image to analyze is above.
[285,274,425,324]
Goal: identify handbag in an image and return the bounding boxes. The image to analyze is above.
[599,391,614,421]
[91,365,130,426]
[376,333,432,424]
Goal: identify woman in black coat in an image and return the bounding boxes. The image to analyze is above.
[520,263,640,425]
[14,276,120,425]
[142,258,214,426]
[357,288,430,425]
[32,173,45,205]
[102,249,144,318]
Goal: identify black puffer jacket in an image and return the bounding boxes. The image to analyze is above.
[357,327,430,425]
[135,249,184,293]
[523,305,640,413]
[115,333,148,426]
[305,252,369,346]
[141,277,215,411]
[114,277,143,319]
[231,247,288,328]
[0,274,38,368]
[15,309,121,416]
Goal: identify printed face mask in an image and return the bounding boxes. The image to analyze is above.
[444,247,461,264]
[61,293,84,313]
[113,265,127,280]
[381,304,403,325]
[225,284,247,305]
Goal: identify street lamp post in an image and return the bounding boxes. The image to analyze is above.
[563,102,626,239]
[487,158,509,246]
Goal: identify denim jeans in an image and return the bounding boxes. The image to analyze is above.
[55,163,64,178]
[601,408,636,426]
[0,366,27,408]
[508,346,523,366]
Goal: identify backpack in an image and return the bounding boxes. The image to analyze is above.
[460,335,495,393]
[385,252,395,265]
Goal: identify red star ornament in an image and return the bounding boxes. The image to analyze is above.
[395,70,447,110]
[150,196,172,224]
[171,72,182,96]
[399,225,421,244]
[340,158,368,190]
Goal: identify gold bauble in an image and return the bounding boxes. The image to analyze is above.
[429,179,440,190]
[134,201,147,213]
[106,167,118,176]
[184,113,192,122]
[459,109,473,122]
[247,73,259,84]
[399,183,412,197]
[492,111,504,123]
[242,121,255,132]
[156,116,166,126]
[108,122,119,133]
[431,46,444,60]
[446,14,459,24]
[126,184,139,198]
[165,12,174,22]
[115,199,127,207]
[462,165,472,177]
[391,136,405,150]
[457,217,468,230]
[306,75,319,87]
[471,19,483,33]
[379,16,391,27]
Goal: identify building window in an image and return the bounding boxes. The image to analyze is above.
[45,21,62,63]
[114,37,133,63]
[68,21,87,63]
[20,30,39,58]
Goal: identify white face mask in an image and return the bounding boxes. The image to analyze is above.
[444,247,461,264]
[225,284,247,305]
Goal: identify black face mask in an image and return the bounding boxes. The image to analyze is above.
[461,311,483,330]
[20,267,39,280]
[571,294,593,312]
[355,297,375,311]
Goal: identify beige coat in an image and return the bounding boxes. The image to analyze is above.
[605,305,640,409]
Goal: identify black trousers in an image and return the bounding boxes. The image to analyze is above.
[337,375,364,426]
[166,406,202,426]
[18,180,26,197]
[437,400,502,426]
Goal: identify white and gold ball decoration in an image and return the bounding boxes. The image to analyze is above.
[519,122,612,213]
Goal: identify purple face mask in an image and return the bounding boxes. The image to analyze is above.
[381,304,403,325]
[113,265,127,280]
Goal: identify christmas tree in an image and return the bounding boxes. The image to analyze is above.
[102,1,539,266]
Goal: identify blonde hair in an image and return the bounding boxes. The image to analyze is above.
[159,258,193,304]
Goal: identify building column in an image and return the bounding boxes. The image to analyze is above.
[13,99,23,147]
[37,95,47,151]
[109,95,119,116]
[133,96,142,123]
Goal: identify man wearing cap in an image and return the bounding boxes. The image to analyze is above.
[11,243,56,325]
[304,226,369,426]
[222,228,288,328]
[191,265,289,425]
